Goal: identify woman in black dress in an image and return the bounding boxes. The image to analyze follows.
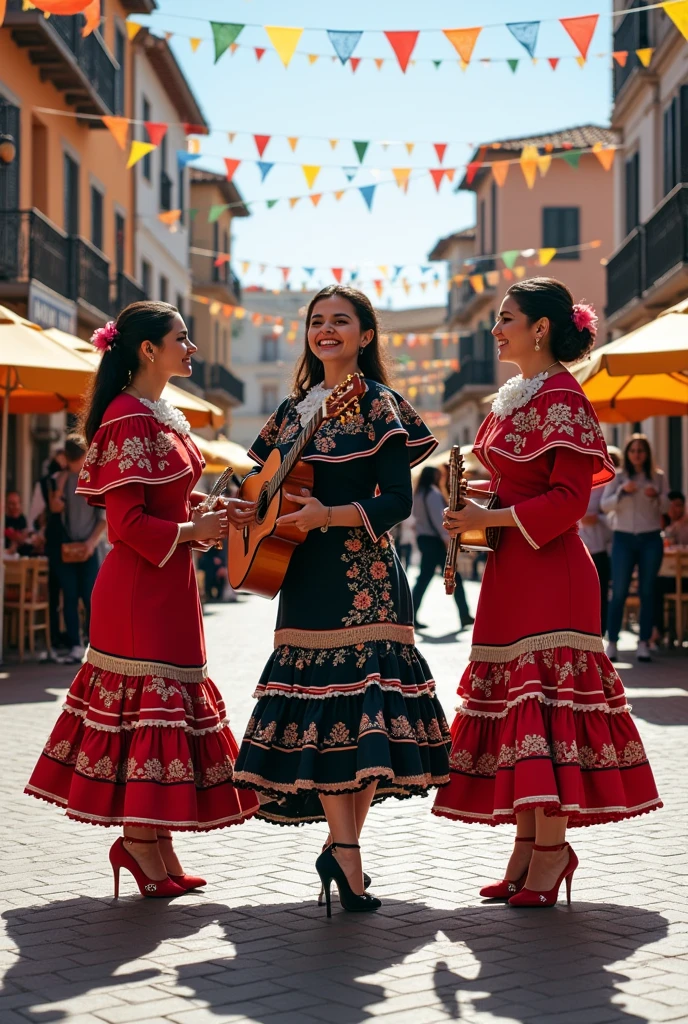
[233,286,450,914]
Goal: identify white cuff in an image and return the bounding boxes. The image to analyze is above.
[158,523,182,567]
[512,507,540,550]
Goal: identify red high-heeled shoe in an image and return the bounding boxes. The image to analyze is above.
[158,834,207,890]
[109,837,186,899]
[507,842,578,908]
[479,836,535,899]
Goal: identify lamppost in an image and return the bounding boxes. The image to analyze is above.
[0,134,17,167]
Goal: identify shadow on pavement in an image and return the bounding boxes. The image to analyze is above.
[2,894,668,1023]
[0,662,73,706]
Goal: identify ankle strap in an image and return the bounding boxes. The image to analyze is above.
[533,842,568,852]
[330,842,360,850]
[123,836,158,844]
[157,834,172,841]
[515,836,535,843]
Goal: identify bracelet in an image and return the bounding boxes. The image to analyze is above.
[320,506,333,533]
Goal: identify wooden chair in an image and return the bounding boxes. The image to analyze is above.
[4,558,51,661]
[663,551,688,646]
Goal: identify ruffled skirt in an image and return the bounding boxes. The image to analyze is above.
[432,641,662,826]
[25,655,260,830]
[233,638,451,825]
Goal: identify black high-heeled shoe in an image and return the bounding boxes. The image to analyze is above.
[315,842,381,918]
[318,838,371,904]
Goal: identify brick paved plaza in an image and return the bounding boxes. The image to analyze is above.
[1,575,687,1024]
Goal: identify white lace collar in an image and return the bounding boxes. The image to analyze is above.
[491,371,549,420]
[295,383,333,427]
[134,395,190,436]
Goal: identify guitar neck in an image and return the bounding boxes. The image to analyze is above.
[444,449,464,591]
[266,408,324,502]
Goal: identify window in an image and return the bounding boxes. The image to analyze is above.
[664,97,680,196]
[542,207,579,258]
[222,229,230,281]
[159,134,172,211]
[261,336,278,362]
[490,181,497,256]
[63,153,79,235]
[680,85,688,183]
[141,259,152,297]
[141,97,152,181]
[159,275,168,303]
[90,185,104,251]
[625,153,640,235]
[114,26,126,115]
[0,97,20,211]
[176,292,184,317]
[261,384,279,414]
[115,213,125,273]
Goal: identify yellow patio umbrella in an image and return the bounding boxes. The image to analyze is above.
[43,328,225,429]
[190,434,254,476]
[411,444,486,481]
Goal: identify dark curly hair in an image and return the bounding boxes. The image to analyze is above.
[80,301,178,444]
[506,277,595,363]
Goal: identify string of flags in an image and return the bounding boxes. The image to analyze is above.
[118,3,688,71]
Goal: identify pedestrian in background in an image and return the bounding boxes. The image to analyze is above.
[602,434,667,663]
[653,490,688,644]
[32,452,69,656]
[395,513,416,571]
[49,437,107,663]
[579,486,612,636]
[411,465,473,631]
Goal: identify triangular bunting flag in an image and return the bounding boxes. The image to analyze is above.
[334,190,345,201]
[506,21,540,58]
[228,132,236,143]
[443,27,481,63]
[241,261,250,274]
[353,140,369,163]
[126,21,142,41]
[491,161,509,187]
[502,269,514,282]
[405,142,415,155]
[287,137,299,152]
[507,59,519,73]
[429,169,446,192]
[374,280,384,298]
[126,140,155,169]
[332,268,343,283]
[562,150,582,169]
[329,139,338,150]
[466,160,482,185]
[520,144,538,188]
[213,255,229,269]
[538,248,557,266]
[158,210,181,226]
[594,147,616,171]
[254,134,271,157]
[257,161,274,182]
[224,157,240,182]
[327,28,362,64]
[255,47,266,61]
[301,165,321,189]
[662,1,688,40]
[485,271,500,287]
[374,58,384,70]
[469,274,485,294]
[350,57,361,72]
[266,199,278,209]
[289,197,300,209]
[310,194,322,207]
[384,30,419,72]
[548,57,560,69]
[183,123,207,137]
[210,22,244,63]
[144,121,167,147]
[231,43,239,54]
[359,185,376,210]
[308,54,318,65]
[392,168,411,190]
[612,51,628,66]
[265,26,303,67]
[576,55,586,68]
[501,250,519,269]
[538,154,552,177]
[444,168,456,182]
[433,60,442,69]
[177,151,200,169]
[434,143,447,164]
[280,267,290,283]
[636,47,654,67]
[559,14,598,60]
[304,268,315,277]
[208,204,229,223]
[189,38,202,53]
[79,3,101,40]
[343,167,358,182]
[164,32,173,42]
[514,265,527,279]
[102,116,128,150]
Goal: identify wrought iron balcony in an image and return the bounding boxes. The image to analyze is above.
[0,209,71,299]
[444,359,495,405]
[207,363,244,405]
[612,1,650,101]
[72,237,111,318]
[5,0,118,117]
[449,258,497,321]
[606,184,688,320]
[114,271,147,313]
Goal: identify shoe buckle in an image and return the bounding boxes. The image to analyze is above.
[508,883,516,893]
[145,883,157,892]
[539,894,546,902]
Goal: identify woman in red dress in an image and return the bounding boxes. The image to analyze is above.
[26,302,259,898]
[433,279,661,907]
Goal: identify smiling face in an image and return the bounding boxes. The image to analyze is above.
[141,312,197,379]
[307,296,373,367]
[492,294,548,367]
[627,439,649,473]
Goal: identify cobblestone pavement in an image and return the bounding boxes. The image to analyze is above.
[1,571,687,1024]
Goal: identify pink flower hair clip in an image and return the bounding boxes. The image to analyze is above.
[572,303,598,339]
[91,321,119,353]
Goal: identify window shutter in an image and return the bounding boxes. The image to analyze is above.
[680,85,688,183]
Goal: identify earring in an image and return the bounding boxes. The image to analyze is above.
[534,335,541,351]
[149,355,155,363]
[359,346,365,355]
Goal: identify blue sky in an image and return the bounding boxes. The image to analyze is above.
[140,0,614,308]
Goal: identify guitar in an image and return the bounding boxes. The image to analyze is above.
[444,446,501,595]
[228,373,367,599]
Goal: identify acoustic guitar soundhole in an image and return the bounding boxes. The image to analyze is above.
[255,486,270,524]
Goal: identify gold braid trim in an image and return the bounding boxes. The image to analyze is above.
[469,631,605,664]
[86,647,208,683]
[273,624,415,650]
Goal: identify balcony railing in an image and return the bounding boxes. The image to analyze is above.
[606,184,688,319]
[0,210,71,299]
[208,363,244,405]
[444,359,495,404]
[189,355,207,391]
[450,258,496,319]
[612,1,650,100]
[5,0,118,116]
[72,237,111,316]
[114,271,147,312]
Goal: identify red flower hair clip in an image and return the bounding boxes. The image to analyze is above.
[571,303,598,339]
[91,320,119,353]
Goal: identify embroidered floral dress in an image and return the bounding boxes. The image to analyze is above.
[232,379,451,825]
[432,371,661,827]
[26,392,259,831]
